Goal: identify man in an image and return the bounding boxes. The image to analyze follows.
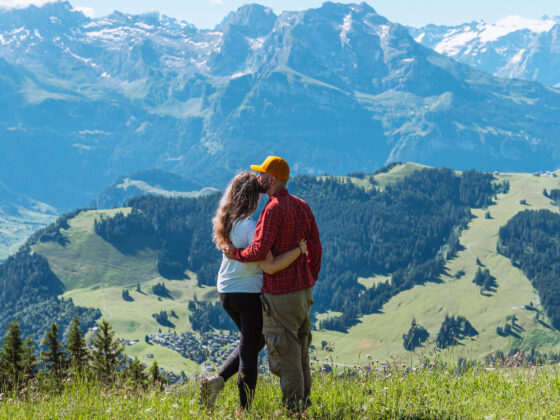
[224,155,322,410]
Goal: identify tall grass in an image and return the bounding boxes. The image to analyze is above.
[2,359,559,419]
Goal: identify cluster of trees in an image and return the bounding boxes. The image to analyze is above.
[94,194,221,282]
[402,319,430,351]
[152,310,175,328]
[459,170,508,208]
[543,188,560,206]
[152,282,172,299]
[0,317,164,392]
[498,209,560,328]
[472,268,498,294]
[188,301,235,333]
[27,208,89,246]
[496,315,522,338]
[372,162,403,176]
[0,248,100,343]
[121,289,133,301]
[436,314,478,349]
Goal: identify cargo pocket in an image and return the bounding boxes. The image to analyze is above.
[264,327,289,376]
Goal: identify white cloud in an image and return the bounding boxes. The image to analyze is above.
[0,0,58,8]
[74,5,94,18]
[210,0,224,5]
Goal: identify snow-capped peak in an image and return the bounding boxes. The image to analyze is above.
[424,15,558,57]
[478,15,556,43]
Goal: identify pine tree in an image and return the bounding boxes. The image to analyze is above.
[67,316,89,374]
[0,321,24,390]
[21,336,37,383]
[41,323,67,380]
[125,356,147,387]
[149,360,163,385]
[91,319,124,383]
[402,318,430,351]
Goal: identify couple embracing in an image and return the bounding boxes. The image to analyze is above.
[199,156,322,412]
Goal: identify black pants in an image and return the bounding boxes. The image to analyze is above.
[218,292,266,408]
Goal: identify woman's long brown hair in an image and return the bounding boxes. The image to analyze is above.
[212,172,261,250]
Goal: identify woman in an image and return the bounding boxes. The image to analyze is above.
[199,171,306,410]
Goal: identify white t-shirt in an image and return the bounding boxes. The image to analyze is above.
[217,218,263,293]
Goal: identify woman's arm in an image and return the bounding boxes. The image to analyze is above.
[258,240,307,275]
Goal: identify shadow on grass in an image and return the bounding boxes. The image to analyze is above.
[538,319,553,330]
[106,234,160,256]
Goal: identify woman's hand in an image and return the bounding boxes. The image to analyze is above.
[298,239,307,255]
[222,243,234,259]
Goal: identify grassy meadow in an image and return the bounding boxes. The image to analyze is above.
[1,361,559,419]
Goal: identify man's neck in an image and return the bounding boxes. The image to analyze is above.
[266,186,286,198]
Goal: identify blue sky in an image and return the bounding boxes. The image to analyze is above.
[66,0,560,27]
[3,0,560,28]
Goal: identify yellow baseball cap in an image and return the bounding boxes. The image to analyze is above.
[250,156,290,180]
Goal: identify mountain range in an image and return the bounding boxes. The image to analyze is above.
[410,16,560,88]
[3,1,560,373]
[2,1,560,211]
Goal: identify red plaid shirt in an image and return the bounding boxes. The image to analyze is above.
[232,189,322,295]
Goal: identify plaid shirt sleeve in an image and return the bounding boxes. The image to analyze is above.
[231,202,280,263]
[306,211,322,280]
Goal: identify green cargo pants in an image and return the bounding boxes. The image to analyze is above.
[261,287,314,410]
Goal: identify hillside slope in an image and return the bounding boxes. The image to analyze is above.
[31,208,216,373]
[313,169,560,363]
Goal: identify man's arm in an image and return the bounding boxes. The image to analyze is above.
[306,212,322,280]
[231,204,280,263]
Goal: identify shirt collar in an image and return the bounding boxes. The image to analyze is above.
[272,189,289,198]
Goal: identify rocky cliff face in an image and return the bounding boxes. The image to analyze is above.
[2,2,560,208]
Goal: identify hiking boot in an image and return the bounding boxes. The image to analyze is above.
[198,374,225,409]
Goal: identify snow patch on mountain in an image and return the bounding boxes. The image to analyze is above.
[510,48,526,64]
[433,30,477,56]
[340,13,352,46]
[248,36,265,50]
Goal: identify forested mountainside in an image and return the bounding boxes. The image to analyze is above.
[93,167,504,332]
[499,209,560,328]
[0,248,100,343]
[1,2,560,209]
